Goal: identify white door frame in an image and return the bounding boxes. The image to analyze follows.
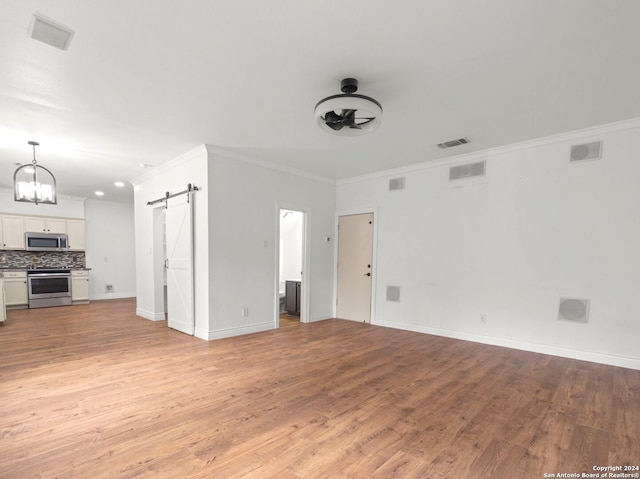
[275,202,311,327]
[334,207,378,323]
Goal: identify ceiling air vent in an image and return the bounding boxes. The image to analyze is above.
[28,12,75,51]
[570,141,602,162]
[388,177,405,191]
[437,137,470,149]
[449,160,486,181]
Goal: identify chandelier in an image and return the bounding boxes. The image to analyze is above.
[13,141,57,205]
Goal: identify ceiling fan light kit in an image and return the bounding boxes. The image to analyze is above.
[315,78,382,136]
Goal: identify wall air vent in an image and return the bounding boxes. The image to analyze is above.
[558,297,590,323]
[386,286,401,302]
[388,177,405,191]
[437,137,470,149]
[570,141,602,162]
[449,160,486,181]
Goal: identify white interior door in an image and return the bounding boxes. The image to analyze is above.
[165,194,194,335]
[336,213,374,323]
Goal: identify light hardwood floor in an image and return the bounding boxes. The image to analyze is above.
[1,299,638,478]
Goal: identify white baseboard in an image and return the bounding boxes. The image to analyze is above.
[194,328,209,340]
[205,321,274,340]
[92,292,136,301]
[309,312,333,322]
[373,318,640,371]
[136,307,166,321]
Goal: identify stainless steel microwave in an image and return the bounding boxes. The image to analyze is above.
[25,232,69,252]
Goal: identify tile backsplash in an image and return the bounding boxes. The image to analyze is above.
[0,250,86,269]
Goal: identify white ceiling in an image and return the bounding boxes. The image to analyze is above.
[1,1,640,204]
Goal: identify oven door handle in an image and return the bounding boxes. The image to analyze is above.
[28,273,71,277]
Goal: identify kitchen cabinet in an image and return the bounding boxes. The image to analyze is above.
[0,215,25,250]
[4,271,28,308]
[0,214,86,251]
[66,219,85,251]
[285,280,301,316]
[71,270,90,303]
[24,216,67,234]
[0,277,5,322]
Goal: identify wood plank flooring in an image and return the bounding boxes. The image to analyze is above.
[1,299,639,478]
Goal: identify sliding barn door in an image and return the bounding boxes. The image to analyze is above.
[165,194,194,335]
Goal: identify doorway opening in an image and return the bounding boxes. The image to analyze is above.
[277,207,308,327]
[152,206,167,319]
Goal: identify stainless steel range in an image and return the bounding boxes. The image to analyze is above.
[27,268,72,308]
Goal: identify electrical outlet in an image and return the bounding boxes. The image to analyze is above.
[480,314,486,324]
[241,307,249,317]
[105,284,114,293]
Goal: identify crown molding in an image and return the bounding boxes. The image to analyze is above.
[338,116,640,186]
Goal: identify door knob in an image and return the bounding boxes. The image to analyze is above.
[364,272,371,277]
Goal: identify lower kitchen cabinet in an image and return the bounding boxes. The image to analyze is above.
[1,277,5,322]
[4,271,28,309]
[71,270,90,303]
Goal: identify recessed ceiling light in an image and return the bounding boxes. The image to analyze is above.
[139,163,154,168]
[114,181,125,187]
[95,191,104,196]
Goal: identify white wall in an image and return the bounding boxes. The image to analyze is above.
[131,145,211,337]
[0,187,85,217]
[132,145,335,340]
[206,148,336,338]
[84,200,136,299]
[336,118,640,370]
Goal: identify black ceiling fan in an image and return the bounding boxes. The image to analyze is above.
[314,78,382,136]
[323,108,375,131]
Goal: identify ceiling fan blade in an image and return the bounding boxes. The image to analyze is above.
[325,111,342,123]
[326,121,344,131]
[355,117,375,126]
[342,109,356,126]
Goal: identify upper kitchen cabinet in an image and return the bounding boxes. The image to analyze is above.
[66,219,85,251]
[24,216,67,234]
[0,215,25,250]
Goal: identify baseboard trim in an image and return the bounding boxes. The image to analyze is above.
[136,308,166,321]
[194,328,209,340]
[373,319,640,371]
[205,321,273,340]
[309,313,333,322]
[92,292,136,301]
